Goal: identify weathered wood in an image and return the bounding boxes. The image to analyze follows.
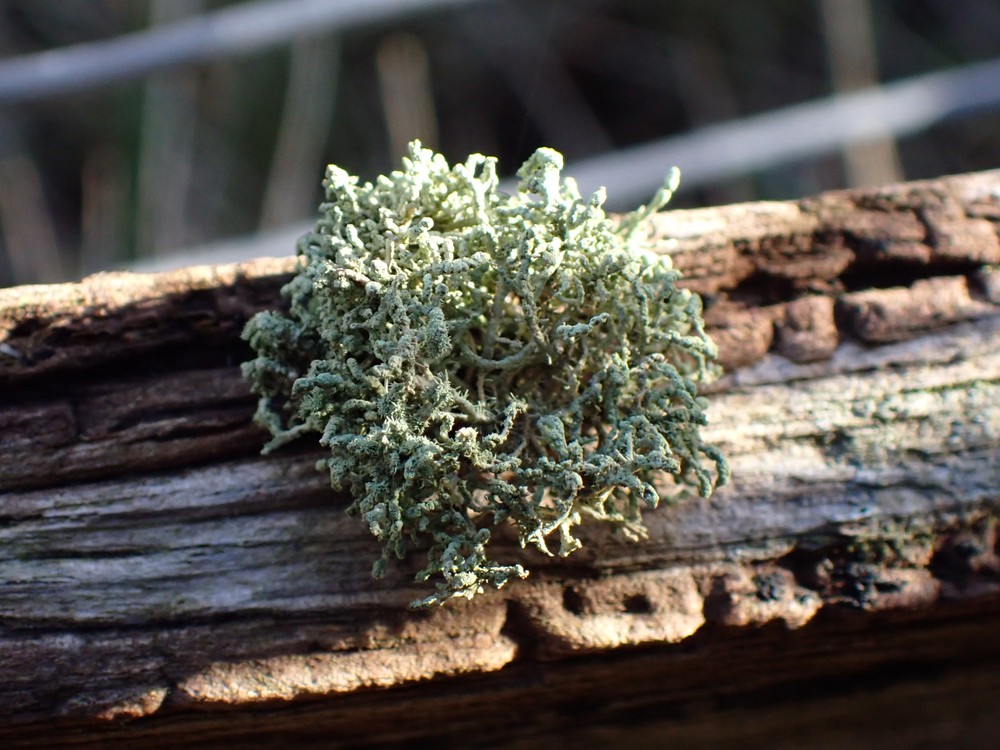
[1,171,999,747]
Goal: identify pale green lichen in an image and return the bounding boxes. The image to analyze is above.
[242,142,728,607]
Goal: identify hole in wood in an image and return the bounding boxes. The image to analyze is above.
[622,593,653,615]
[562,585,585,615]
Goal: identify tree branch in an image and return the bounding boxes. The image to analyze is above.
[1,171,999,746]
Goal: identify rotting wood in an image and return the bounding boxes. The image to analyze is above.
[1,171,999,747]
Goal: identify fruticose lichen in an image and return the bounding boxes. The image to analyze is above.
[242,142,729,607]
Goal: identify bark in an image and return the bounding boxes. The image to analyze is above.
[1,171,999,748]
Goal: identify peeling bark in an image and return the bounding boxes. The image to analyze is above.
[1,171,999,748]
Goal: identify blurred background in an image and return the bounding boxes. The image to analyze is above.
[0,0,999,287]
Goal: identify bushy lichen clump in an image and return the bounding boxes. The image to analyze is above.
[242,142,728,607]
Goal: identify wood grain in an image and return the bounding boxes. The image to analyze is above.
[1,171,999,747]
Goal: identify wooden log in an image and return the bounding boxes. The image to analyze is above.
[1,171,999,748]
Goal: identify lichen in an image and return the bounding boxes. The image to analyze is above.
[242,142,728,607]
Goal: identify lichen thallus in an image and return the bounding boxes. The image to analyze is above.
[243,142,728,607]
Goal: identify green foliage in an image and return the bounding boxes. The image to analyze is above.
[242,142,728,607]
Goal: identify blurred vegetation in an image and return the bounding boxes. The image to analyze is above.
[1,0,999,286]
